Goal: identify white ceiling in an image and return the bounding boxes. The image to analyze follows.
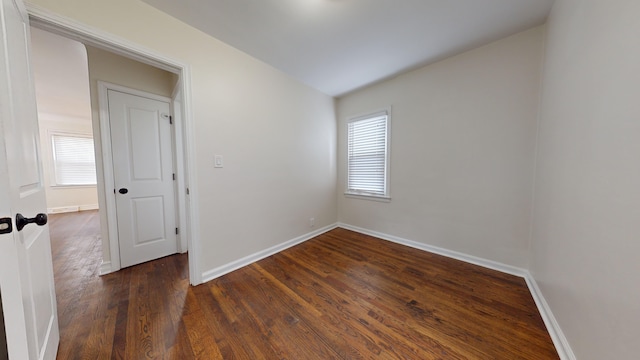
[142,0,554,97]
[30,27,92,119]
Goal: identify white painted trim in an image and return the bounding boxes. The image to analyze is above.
[337,223,576,360]
[201,223,339,283]
[40,314,58,360]
[26,3,178,73]
[523,272,576,360]
[47,206,79,214]
[26,2,201,286]
[98,82,181,273]
[99,81,171,103]
[170,85,188,254]
[180,66,202,285]
[344,193,391,203]
[47,204,98,214]
[99,260,113,276]
[78,204,99,211]
[338,223,526,277]
[96,81,121,272]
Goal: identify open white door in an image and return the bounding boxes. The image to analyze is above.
[0,0,59,359]
[107,88,178,268]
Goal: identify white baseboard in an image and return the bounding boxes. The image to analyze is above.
[201,223,338,283]
[48,206,79,214]
[99,260,113,276]
[79,204,99,211]
[337,223,575,360]
[337,223,527,277]
[523,272,576,360]
[47,204,99,214]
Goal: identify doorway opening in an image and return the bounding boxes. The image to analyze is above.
[31,28,187,274]
[30,27,187,273]
[27,7,199,285]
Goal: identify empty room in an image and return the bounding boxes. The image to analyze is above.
[0,0,638,359]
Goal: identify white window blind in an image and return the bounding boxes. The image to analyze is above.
[347,111,389,197]
[52,134,97,186]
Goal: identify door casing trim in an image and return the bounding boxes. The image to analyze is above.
[98,82,177,272]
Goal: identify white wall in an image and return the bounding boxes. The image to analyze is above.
[30,27,98,212]
[337,26,545,268]
[85,46,176,98]
[38,113,99,211]
[85,45,176,264]
[30,27,92,118]
[27,1,640,356]
[29,0,337,274]
[531,0,640,358]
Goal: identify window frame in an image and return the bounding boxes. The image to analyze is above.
[49,131,97,187]
[345,107,391,201]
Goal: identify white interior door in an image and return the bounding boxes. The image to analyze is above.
[0,0,59,358]
[108,89,177,268]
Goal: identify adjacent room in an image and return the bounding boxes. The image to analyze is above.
[0,0,638,359]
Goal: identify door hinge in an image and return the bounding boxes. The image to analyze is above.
[175,227,179,235]
[173,173,176,181]
[186,187,190,195]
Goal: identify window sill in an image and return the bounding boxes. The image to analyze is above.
[51,184,97,189]
[344,192,391,203]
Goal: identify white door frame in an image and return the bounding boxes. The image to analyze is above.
[98,82,180,271]
[26,4,203,285]
[171,83,189,254]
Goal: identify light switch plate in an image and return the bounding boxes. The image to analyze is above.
[214,155,223,168]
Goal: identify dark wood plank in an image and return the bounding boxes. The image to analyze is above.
[50,211,558,359]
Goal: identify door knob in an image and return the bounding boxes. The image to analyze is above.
[15,213,48,231]
[0,217,12,234]
[119,188,128,194]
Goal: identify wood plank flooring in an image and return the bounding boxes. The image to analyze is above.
[50,211,558,359]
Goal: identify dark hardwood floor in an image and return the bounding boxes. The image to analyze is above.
[50,211,558,359]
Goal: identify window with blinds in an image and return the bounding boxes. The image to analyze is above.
[346,109,390,199]
[51,134,97,186]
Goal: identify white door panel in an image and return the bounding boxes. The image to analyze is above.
[0,0,59,358]
[132,197,166,242]
[129,107,163,180]
[108,89,177,268]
